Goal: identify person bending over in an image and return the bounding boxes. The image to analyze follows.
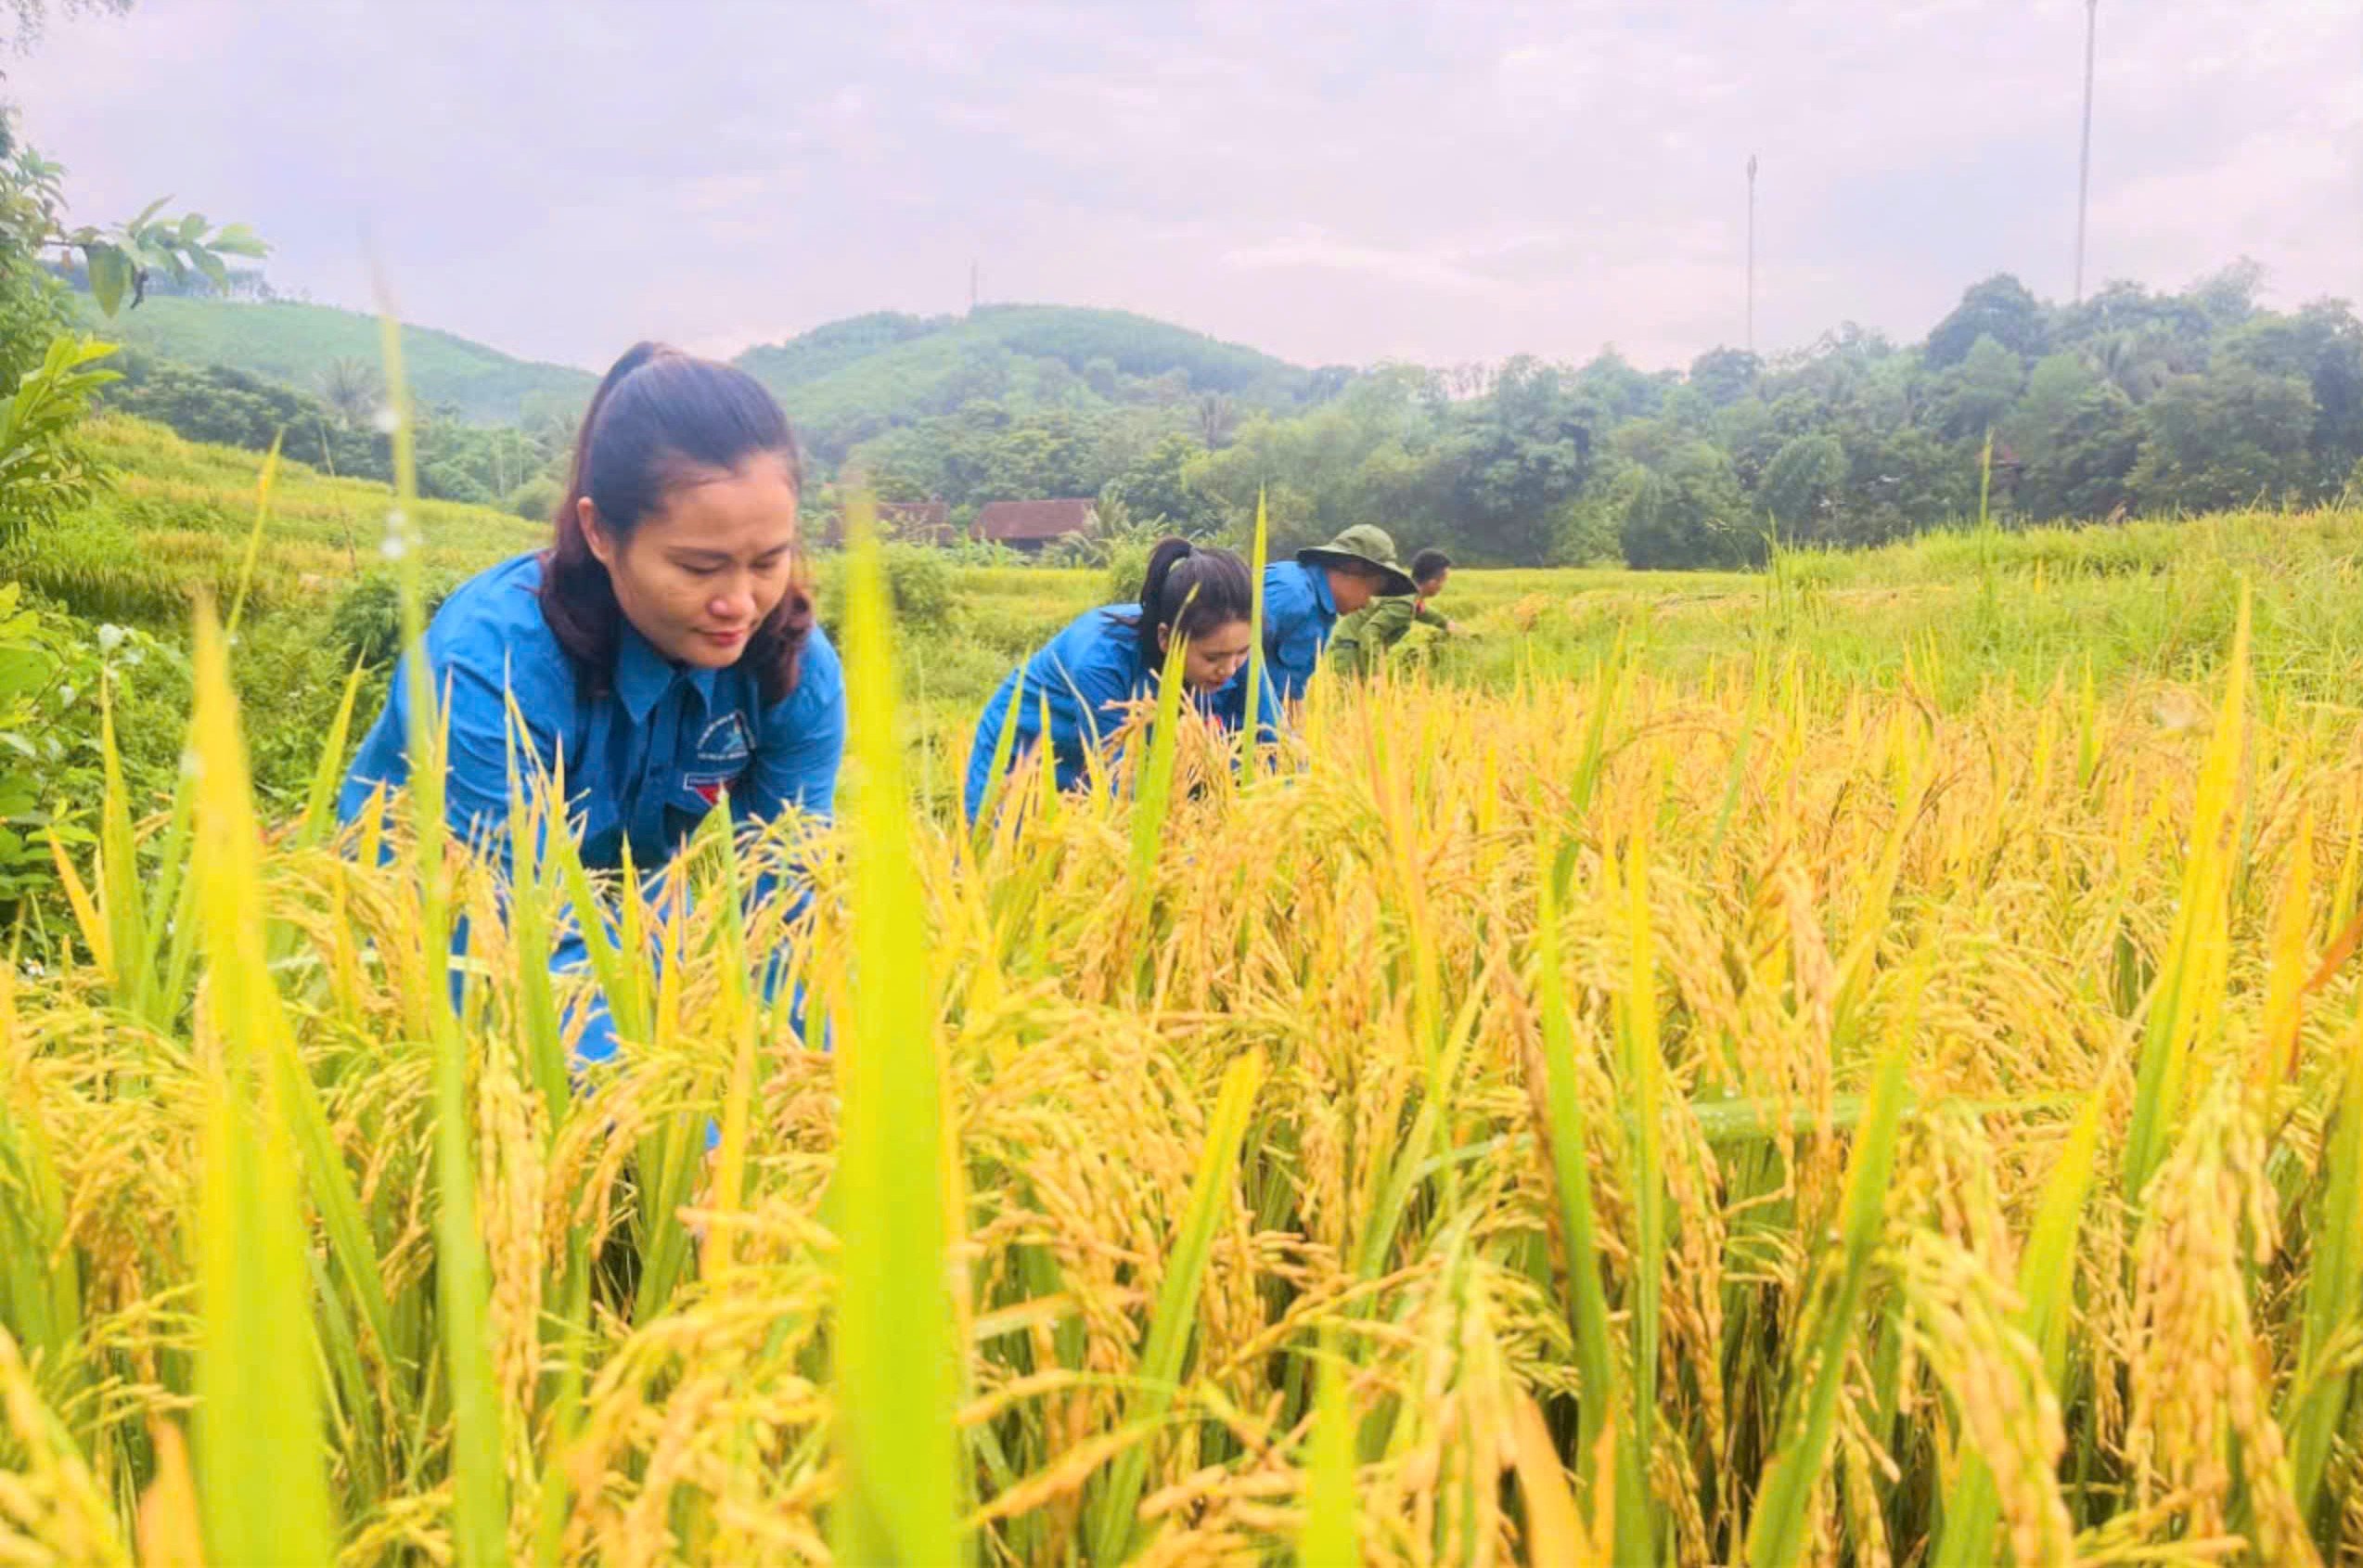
[964,536,1279,822]
[339,341,843,1065]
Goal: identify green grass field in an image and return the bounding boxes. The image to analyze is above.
[20,413,2363,825]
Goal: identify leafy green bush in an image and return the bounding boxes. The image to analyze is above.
[507,473,560,522]
[230,609,393,803]
[939,538,1024,569]
[885,546,957,632]
[329,571,456,667]
[1103,536,1151,604]
[420,458,494,507]
[0,585,184,911]
[0,335,119,546]
[810,544,959,636]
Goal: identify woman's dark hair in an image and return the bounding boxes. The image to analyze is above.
[1410,547,1452,582]
[1124,536,1255,671]
[542,341,813,703]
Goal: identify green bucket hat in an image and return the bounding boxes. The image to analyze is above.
[1297,524,1417,598]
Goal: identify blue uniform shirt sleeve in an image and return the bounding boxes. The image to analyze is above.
[1044,615,1142,792]
[739,623,847,826]
[964,610,1145,820]
[963,663,1033,823]
[339,559,571,868]
[1261,562,1335,702]
[1273,621,1324,701]
[1252,660,1284,739]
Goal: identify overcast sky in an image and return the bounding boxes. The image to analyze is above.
[17,0,2361,375]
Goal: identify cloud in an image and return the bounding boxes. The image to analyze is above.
[12,0,2359,375]
[1220,231,1528,302]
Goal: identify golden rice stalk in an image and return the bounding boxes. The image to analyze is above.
[1295,1333,1359,1565]
[0,1326,126,1566]
[2125,1080,2317,1564]
[1241,483,1269,785]
[1745,959,1919,1568]
[2124,584,2249,1202]
[2286,1002,2363,1524]
[1088,1047,1266,1562]
[379,300,508,1565]
[1524,836,1649,1556]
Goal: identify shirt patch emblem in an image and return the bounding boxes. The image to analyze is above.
[697,713,754,767]
[686,713,754,806]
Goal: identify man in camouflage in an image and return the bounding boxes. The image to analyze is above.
[1327,547,1458,677]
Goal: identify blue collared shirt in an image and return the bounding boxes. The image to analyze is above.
[963,603,1281,821]
[1261,559,1338,702]
[338,553,844,1069]
[339,552,844,866]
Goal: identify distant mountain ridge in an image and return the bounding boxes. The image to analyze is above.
[77,290,1332,457]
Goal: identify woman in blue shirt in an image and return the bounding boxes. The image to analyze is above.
[1260,523,1416,701]
[340,341,844,1062]
[963,537,1278,822]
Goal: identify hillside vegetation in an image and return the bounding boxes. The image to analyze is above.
[733,303,1327,457]
[77,264,2363,574]
[73,294,598,423]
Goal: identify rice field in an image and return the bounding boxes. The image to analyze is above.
[7,428,2363,1562]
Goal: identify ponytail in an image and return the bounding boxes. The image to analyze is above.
[555,340,667,531]
[1124,534,1255,673]
[1134,536,1200,670]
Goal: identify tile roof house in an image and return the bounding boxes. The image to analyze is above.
[974,498,1098,552]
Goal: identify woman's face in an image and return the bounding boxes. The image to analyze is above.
[582,454,799,669]
[1162,616,1254,693]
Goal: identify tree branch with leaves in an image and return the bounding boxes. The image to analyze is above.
[1,107,268,318]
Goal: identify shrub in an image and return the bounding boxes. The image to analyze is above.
[880,545,956,633]
[419,459,493,507]
[329,571,456,667]
[507,474,561,523]
[1103,535,1152,603]
[0,585,109,906]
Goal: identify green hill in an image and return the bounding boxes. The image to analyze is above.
[75,296,599,425]
[733,304,1323,458]
[71,293,1329,459]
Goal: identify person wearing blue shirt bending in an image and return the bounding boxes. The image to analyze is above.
[1259,523,1417,701]
[964,537,1279,822]
[340,341,844,1066]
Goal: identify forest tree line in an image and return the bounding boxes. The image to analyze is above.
[53,257,2363,569]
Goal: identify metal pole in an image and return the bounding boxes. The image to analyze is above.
[1745,154,1758,355]
[2074,0,2098,302]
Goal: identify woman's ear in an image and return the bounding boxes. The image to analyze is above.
[579,496,617,568]
[1157,623,1174,656]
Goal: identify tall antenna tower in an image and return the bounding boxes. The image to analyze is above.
[2074,0,2100,302]
[1745,153,1759,354]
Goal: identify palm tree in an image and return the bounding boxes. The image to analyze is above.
[317,356,384,428]
[2085,331,2175,403]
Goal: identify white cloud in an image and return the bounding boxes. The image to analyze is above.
[1220,231,1529,302]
